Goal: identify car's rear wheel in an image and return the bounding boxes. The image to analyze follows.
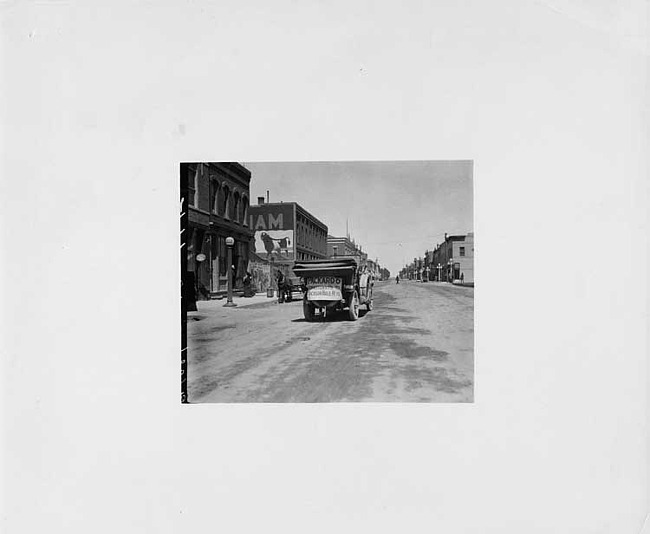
[348,291,359,321]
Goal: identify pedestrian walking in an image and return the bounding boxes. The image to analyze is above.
[461,272,464,285]
[396,274,400,284]
[277,269,286,303]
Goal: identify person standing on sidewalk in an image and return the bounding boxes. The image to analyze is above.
[243,271,255,297]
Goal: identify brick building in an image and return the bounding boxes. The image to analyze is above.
[327,235,357,258]
[430,232,474,283]
[181,162,254,299]
[327,235,368,261]
[249,201,328,265]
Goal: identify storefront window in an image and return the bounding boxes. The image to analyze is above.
[218,237,227,276]
[211,235,218,258]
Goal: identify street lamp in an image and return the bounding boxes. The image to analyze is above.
[224,236,237,307]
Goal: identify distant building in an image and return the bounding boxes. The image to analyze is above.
[366,258,377,275]
[327,235,367,262]
[248,201,328,264]
[327,235,356,258]
[181,162,254,299]
[327,235,383,278]
[365,258,385,279]
[431,232,474,283]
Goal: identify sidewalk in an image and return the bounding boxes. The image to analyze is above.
[401,280,474,289]
[188,292,289,315]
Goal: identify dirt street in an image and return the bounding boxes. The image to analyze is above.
[187,281,474,402]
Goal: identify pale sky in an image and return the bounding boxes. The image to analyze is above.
[244,161,473,275]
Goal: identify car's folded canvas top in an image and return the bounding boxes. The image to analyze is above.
[292,257,359,278]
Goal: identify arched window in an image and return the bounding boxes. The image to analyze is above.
[233,192,240,222]
[228,190,234,219]
[242,196,249,226]
[216,183,225,215]
[210,179,219,214]
[223,186,231,219]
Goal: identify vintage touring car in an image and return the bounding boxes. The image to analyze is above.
[292,257,373,321]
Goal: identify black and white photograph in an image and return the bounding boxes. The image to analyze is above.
[181,161,474,403]
[4,1,648,532]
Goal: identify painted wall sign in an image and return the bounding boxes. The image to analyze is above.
[249,203,294,231]
[254,230,294,260]
[250,204,295,260]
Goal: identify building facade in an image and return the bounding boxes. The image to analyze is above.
[326,235,368,261]
[430,232,474,283]
[327,235,356,257]
[248,201,328,264]
[181,162,254,299]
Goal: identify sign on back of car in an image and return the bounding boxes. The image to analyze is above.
[307,286,342,300]
[306,276,341,287]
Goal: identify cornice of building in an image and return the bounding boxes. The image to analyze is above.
[208,162,252,187]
